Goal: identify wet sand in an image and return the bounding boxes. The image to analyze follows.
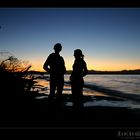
[0,92,140,129]
[0,80,140,129]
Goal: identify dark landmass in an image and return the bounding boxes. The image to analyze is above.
[87,69,140,74]
[29,69,140,75]
[1,93,140,129]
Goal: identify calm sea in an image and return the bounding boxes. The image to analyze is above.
[34,74,140,108]
[36,74,140,96]
[65,74,140,95]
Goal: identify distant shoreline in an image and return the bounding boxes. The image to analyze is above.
[28,69,140,75]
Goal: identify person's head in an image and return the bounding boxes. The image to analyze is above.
[74,49,84,59]
[53,43,62,53]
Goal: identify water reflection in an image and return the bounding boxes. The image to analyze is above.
[34,78,108,96]
[32,74,140,109]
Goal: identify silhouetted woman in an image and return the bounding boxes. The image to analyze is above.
[70,49,88,108]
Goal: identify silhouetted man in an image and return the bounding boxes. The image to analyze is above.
[43,43,66,100]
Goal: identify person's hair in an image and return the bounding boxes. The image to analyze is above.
[74,49,84,59]
[53,43,62,51]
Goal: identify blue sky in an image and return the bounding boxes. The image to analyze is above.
[0,8,140,71]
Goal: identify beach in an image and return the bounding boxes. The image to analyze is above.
[1,77,140,129]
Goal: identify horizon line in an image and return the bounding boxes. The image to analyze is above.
[29,69,140,72]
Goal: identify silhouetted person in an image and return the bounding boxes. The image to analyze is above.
[43,43,66,102]
[70,49,88,109]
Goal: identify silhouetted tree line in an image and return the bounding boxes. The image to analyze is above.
[87,70,140,74]
[0,52,36,106]
[30,69,140,75]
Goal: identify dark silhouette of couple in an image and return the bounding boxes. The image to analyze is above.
[43,43,88,108]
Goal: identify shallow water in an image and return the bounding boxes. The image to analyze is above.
[34,74,140,96]
[33,74,140,109]
[65,74,140,96]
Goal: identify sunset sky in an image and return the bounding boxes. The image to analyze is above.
[0,8,140,71]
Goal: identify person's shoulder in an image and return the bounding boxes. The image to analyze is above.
[60,55,64,59]
[48,53,55,57]
[46,53,55,61]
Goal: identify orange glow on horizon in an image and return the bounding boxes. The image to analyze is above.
[30,63,140,72]
[29,57,140,72]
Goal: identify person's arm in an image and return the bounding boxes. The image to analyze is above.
[63,59,66,74]
[43,55,51,73]
[82,61,88,77]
